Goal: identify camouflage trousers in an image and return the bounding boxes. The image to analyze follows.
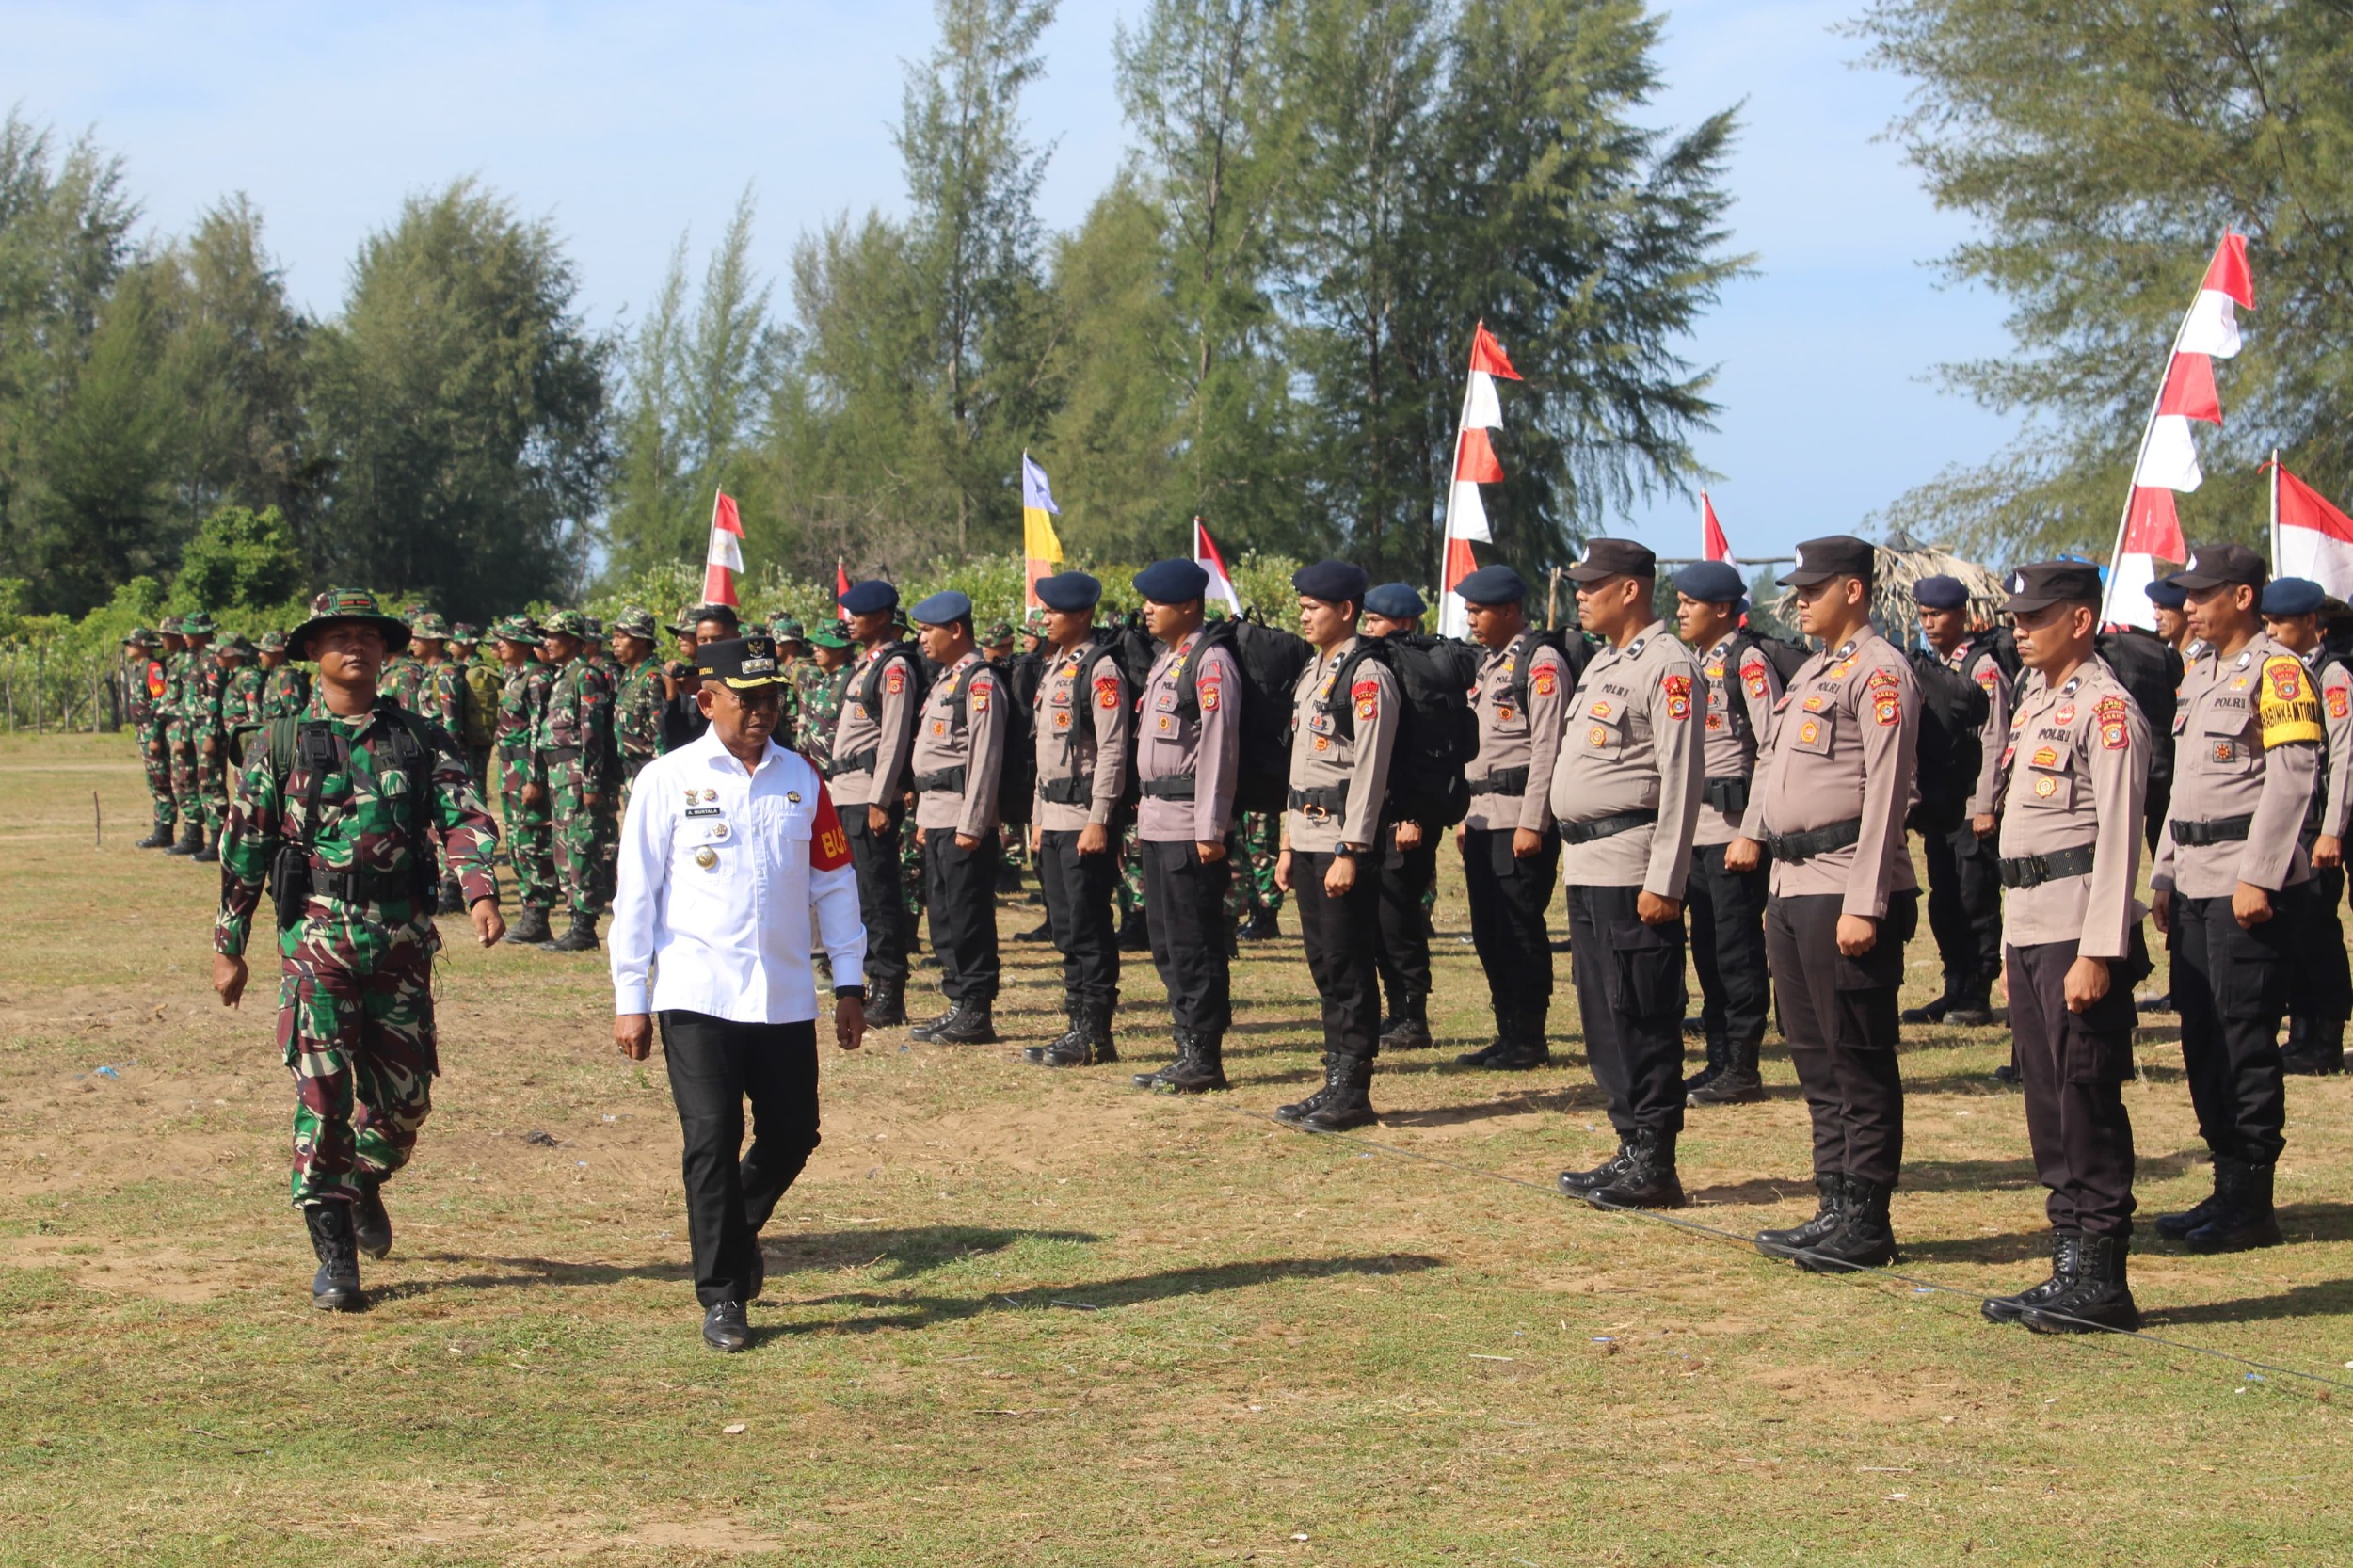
[276,924,437,1207]
[168,730,200,831]
[901,824,925,919]
[1116,824,1145,918]
[552,779,619,919]
[500,778,558,911]
[194,738,231,834]
[1223,812,1285,923]
[141,731,176,833]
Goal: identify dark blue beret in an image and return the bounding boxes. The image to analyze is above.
[1454,563,1528,606]
[910,589,974,625]
[2144,577,2186,610]
[1365,583,1426,619]
[1913,573,1968,611]
[2263,576,2326,616]
[839,579,899,615]
[1293,558,1369,603]
[1673,561,1746,605]
[1132,558,1209,603]
[1034,571,1102,612]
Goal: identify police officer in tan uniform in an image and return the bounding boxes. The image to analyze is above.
[2151,543,2323,1254]
[1273,560,1400,1131]
[2260,576,2353,1076]
[1976,562,2149,1334]
[1454,564,1572,1070]
[904,590,1005,1045]
[1023,571,1131,1069]
[1742,536,1921,1272]
[1545,539,1705,1208]
[1908,574,2009,1027]
[829,581,921,1025]
[1673,559,1781,1105]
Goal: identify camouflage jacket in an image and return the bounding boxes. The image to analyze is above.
[423,659,466,734]
[221,665,267,735]
[539,657,618,791]
[796,664,851,771]
[381,653,425,712]
[165,649,205,731]
[214,694,500,959]
[497,661,553,791]
[190,654,229,743]
[263,665,312,721]
[458,659,503,750]
[124,655,168,734]
[616,659,665,768]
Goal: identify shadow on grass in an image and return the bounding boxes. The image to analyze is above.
[2147,1262,2353,1325]
[1379,1089,1593,1126]
[762,1251,1447,1337]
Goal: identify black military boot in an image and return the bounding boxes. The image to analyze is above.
[1794,1178,1897,1272]
[304,1201,366,1311]
[1946,973,1997,1029]
[1084,998,1119,1065]
[2022,1233,2141,1334]
[2185,1159,2283,1254]
[1900,977,1959,1026]
[1118,909,1150,952]
[1465,1011,1548,1071]
[189,830,220,864]
[1689,1035,1765,1107]
[2153,1158,2228,1241]
[1277,1055,1376,1131]
[502,905,553,945]
[1583,1128,1687,1209]
[1560,1141,1637,1194]
[167,824,203,856]
[1981,1229,2082,1325]
[1027,998,1086,1064]
[135,824,175,849]
[436,878,465,916]
[936,1000,999,1045]
[1755,1176,1845,1259]
[1238,908,1281,942]
[1159,1031,1229,1094]
[1037,1000,1113,1068]
[863,978,906,1027]
[1016,916,1052,942]
[2283,1018,2346,1076]
[1456,1012,1515,1067]
[547,913,600,952]
[1131,1039,1184,1089]
[1683,1035,1726,1096]
[1379,993,1434,1051]
[351,1175,392,1261]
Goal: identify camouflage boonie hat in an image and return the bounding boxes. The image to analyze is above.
[981,619,1016,646]
[447,621,479,644]
[158,615,184,635]
[772,616,807,643]
[489,614,541,647]
[669,607,698,635]
[122,626,160,648]
[808,621,854,649]
[581,615,604,638]
[258,630,290,654]
[609,606,658,640]
[541,609,590,639]
[289,588,411,660]
[409,611,452,640]
[219,634,257,659]
[179,612,216,636]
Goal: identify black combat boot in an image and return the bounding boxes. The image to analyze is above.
[1683,1035,1726,1096]
[1560,1141,1637,1194]
[2153,1159,2228,1241]
[135,824,175,849]
[1238,908,1281,942]
[502,905,553,946]
[1084,998,1119,1065]
[1456,1012,1515,1067]
[1755,1176,1846,1259]
[2021,1233,2141,1334]
[2184,1159,2283,1254]
[2283,1018,2346,1076]
[189,830,220,864]
[304,1201,366,1311]
[1118,909,1150,952]
[1379,993,1434,1051]
[1277,1055,1376,1131]
[1015,916,1052,942]
[1131,1038,1185,1089]
[909,1000,963,1043]
[863,978,906,1027]
[436,879,465,916]
[1037,1000,1115,1068]
[1946,973,1997,1029]
[1689,1035,1765,1106]
[351,1175,392,1260]
[925,1000,998,1045]
[1027,998,1086,1064]
[1981,1229,2082,1325]
[547,913,600,952]
[1794,1177,1897,1272]
[1159,1030,1229,1094]
[1900,977,1959,1026]
[167,824,203,856]
[1583,1128,1687,1209]
[1465,1011,1548,1071]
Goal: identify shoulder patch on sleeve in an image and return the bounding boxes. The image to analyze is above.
[1095,673,1121,709]
[1871,685,1903,727]
[886,666,906,696]
[2260,654,2324,747]
[1532,666,1558,697]
[1975,664,1999,691]
[810,780,852,872]
[2331,684,2350,721]
[2095,693,2130,750]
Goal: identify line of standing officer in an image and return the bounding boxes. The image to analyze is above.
[904,589,1006,1046]
[2259,576,2353,1077]
[827,581,921,1027]
[1359,583,1442,1052]
[1906,573,2007,1028]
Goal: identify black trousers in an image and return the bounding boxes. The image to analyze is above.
[1568,883,1688,1138]
[1922,821,2002,983]
[2009,940,2137,1237]
[2287,860,2351,1028]
[924,828,1002,1005]
[842,808,910,985]
[1686,841,1771,1047]
[1460,825,1559,1019]
[659,1012,821,1309]
[1766,891,1914,1187]
[1142,838,1232,1034]
[1293,850,1384,1064]
[2171,887,2304,1164]
[1038,828,1119,1007]
[1373,824,1438,1009]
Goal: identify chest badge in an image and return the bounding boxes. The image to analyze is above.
[695,846,719,869]
[2034,776,2058,797]
[2054,705,2074,725]
[787,791,802,804]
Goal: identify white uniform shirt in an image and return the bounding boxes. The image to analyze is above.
[609,730,866,1023]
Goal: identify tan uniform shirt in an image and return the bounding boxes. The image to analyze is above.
[1751,629,1921,917]
[1136,630,1242,844]
[909,651,1004,839]
[2310,652,2353,840]
[1032,638,1131,831]
[1694,632,1783,847]
[1285,636,1399,853]
[1546,620,1704,895]
[1993,659,2148,955]
[1940,640,2011,819]
[1463,634,1571,834]
[2152,632,2322,899]
[828,644,920,808]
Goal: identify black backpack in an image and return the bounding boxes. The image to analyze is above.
[1720,630,1812,742]
[1492,627,1593,714]
[1180,616,1315,816]
[1905,649,1992,832]
[1351,632,1480,826]
[2090,629,2183,792]
[935,655,1036,828]
[1970,626,2023,686]
[856,640,932,715]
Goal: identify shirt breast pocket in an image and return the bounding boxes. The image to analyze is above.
[2199,707,2256,773]
[2021,747,2077,809]
[1580,707,1625,757]
[1787,707,1838,757]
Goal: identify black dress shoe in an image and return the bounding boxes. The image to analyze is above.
[703,1301,751,1352]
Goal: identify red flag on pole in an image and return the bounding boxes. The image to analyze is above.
[1700,491,1736,566]
[1468,322,1522,380]
[702,491,744,608]
[836,558,852,603]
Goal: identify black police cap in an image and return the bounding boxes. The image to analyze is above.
[1565,536,1657,583]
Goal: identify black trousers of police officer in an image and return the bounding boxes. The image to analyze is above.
[2009,939,2137,1237]
[1766,891,1916,1188]
[842,808,910,986]
[1293,849,1384,1064]
[1142,839,1232,1035]
[2286,858,2351,1032]
[2170,884,2309,1165]
[1923,821,2002,984]
[1037,827,1119,1009]
[924,827,1001,1005]
[659,1012,821,1308]
[1687,841,1771,1046]
[1460,824,1559,1021]
[1567,883,1687,1138]
[1373,822,1438,1012]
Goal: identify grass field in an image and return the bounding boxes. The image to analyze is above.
[3,729,2351,1566]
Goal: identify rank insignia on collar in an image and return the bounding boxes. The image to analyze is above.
[1835,640,1856,659]
[1626,638,1646,657]
[2061,677,2081,695]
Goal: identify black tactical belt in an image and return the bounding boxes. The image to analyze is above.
[914,767,968,793]
[1039,776,1092,805]
[1765,817,1864,864]
[311,866,416,904]
[1140,776,1196,800]
[1559,808,1657,846]
[824,746,878,780]
[1288,785,1350,815]
[1704,776,1752,813]
[1998,844,2096,888]
[1468,766,1529,797]
[2170,814,2254,847]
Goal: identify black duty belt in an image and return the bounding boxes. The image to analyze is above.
[1559,808,1657,846]
[1140,776,1196,800]
[1998,845,2096,889]
[824,745,878,780]
[1765,817,1864,864]
[2170,814,2253,847]
[914,767,968,794]
[1468,766,1529,797]
[1039,776,1092,805]
[1288,785,1350,817]
[1704,776,1752,813]
[311,866,416,904]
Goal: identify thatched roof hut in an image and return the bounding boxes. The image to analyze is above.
[1771,527,2008,648]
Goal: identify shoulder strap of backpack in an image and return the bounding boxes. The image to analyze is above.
[1325,639,1392,742]
[1175,622,1238,717]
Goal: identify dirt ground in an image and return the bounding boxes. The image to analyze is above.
[3,730,2351,1566]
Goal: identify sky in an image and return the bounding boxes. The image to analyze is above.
[6,0,2019,568]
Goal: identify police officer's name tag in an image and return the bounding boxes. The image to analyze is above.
[684,805,722,817]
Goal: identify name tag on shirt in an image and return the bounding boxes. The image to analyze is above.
[684,805,722,818]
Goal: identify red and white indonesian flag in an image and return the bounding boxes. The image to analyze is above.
[702,489,745,608]
[1701,491,1737,568]
[1194,518,1241,618]
[1437,323,1522,638]
[2103,234,2253,628]
[2271,460,2353,598]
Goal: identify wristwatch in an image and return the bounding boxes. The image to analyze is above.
[1332,844,1360,860]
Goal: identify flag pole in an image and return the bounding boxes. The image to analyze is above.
[2098,255,2208,624]
[1437,321,1485,624]
[2270,447,2281,567]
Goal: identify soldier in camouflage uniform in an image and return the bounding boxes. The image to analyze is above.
[536,609,620,952]
[1116,822,1148,949]
[211,588,504,1311]
[446,623,501,789]
[492,616,559,945]
[160,616,205,855]
[184,613,231,862]
[379,616,426,711]
[407,616,470,915]
[793,622,852,760]
[1229,811,1286,939]
[123,628,177,848]
[610,606,665,808]
[216,635,267,770]
[259,631,312,721]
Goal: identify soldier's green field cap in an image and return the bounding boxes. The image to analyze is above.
[158,615,184,635]
[291,589,411,660]
[669,607,698,635]
[982,618,1016,645]
[409,611,452,640]
[219,634,257,658]
[179,611,217,636]
[447,622,479,644]
[809,621,854,649]
[258,630,290,653]
[610,606,658,640]
[582,615,604,638]
[541,608,590,640]
[772,616,808,643]
[123,627,159,648]
[490,614,541,647]
[696,634,790,690]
